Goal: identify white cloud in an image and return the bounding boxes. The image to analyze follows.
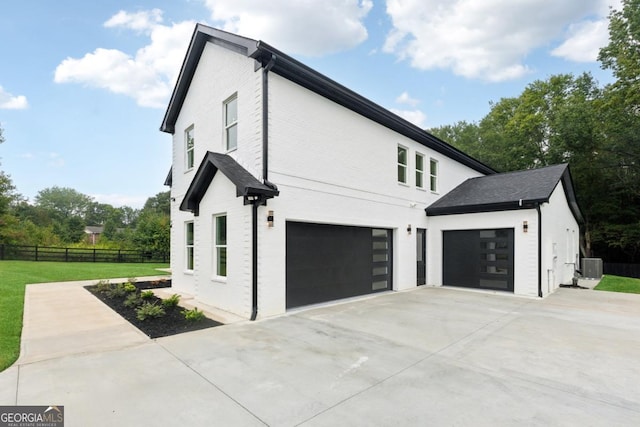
[92,193,147,209]
[54,11,195,108]
[396,91,420,107]
[551,18,609,62]
[0,86,28,109]
[383,0,610,81]
[204,0,373,56]
[104,9,163,33]
[391,108,427,127]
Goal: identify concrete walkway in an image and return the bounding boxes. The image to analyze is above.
[1,279,640,426]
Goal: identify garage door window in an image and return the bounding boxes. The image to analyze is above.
[372,229,391,290]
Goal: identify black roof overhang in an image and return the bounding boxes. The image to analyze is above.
[160,25,495,176]
[425,199,545,217]
[180,152,279,216]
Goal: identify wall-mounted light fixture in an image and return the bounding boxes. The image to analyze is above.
[267,210,274,227]
[407,224,412,234]
[523,220,528,233]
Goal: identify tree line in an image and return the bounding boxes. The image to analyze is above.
[0,159,170,255]
[429,0,640,263]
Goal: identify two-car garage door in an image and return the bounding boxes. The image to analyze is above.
[286,222,392,309]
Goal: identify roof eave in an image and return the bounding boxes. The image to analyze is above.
[425,199,546,217]
[161,25,259,134]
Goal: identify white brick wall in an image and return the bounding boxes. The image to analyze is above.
[540,182,580,294]
[427,210,540,297]
[170,41,262,307]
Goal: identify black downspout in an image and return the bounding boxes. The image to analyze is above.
[536,203,543,298]
[250,54,277,322]
[262,54,277,183]
[250,200,259,320]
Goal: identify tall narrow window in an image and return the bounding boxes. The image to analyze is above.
[185,126,195,170]
[398,146,408,184]
[224,95,238,151]
[185,221,194,271]
[214,215,227,277]
[430,158,438,192]
[415,153,425,188]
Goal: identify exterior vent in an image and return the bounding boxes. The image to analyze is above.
[582,258,603,279]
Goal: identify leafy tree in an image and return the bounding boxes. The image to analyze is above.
[34,186,93,219]
[133,211,170,254]
[598,0,640,109]
[142,191,170,216]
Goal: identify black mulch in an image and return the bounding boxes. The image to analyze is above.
[85,279,223,338]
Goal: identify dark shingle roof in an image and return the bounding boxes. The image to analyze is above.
[180,152,279,215]
[426,164,583,222]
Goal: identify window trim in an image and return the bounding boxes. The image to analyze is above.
[213,214,227,278]
[415,152,425,189]
[185,221,194,272]
[224,94,238,152]
[429,158,439,193]
[397,145,408,185]
[185,125,195,171]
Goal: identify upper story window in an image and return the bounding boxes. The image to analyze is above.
[185,221,194,271]
[224,95,238,151]
[397,145,408,184]
[185,126,195,170]
[214,214,227,277]
[430,158,439,192]
[415,153,425,188]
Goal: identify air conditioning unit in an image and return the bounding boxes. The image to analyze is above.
[582,258,603,279]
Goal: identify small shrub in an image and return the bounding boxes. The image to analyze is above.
[95,280,111,294]
[105,283,128,299]
[123,282,137,293]
[127,277,138,285]
[140,290,155,300]
[182,307,205,322]
[123,293,143,308]
[162,294,181,308]
[136,302,165,321]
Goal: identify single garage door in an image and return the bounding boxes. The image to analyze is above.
[443,228,514,292]
[286,222,392,309]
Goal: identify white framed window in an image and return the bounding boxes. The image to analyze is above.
[224,95,238,151]
[214,214,227,277]
[429,158,438,192]
[185,221,194,271]
[398,145,408,184]
[415,152,425,188]
[185,126,195,170]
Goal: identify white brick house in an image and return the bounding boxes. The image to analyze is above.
[161,25,583,320]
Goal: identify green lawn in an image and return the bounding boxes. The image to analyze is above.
[594,274,640,294]
[0,261,169,372]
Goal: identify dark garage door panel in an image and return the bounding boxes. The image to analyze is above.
[443,229,514,292]
[286,222,391,309]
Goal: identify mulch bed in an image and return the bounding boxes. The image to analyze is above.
[85,279,222,338]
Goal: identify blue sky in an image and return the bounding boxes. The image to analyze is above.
[0,0,619,208]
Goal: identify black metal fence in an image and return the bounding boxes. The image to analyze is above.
[603,263,640,279]
[0,244,169,263]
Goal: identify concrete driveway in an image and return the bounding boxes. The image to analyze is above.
[1,280,640,426]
